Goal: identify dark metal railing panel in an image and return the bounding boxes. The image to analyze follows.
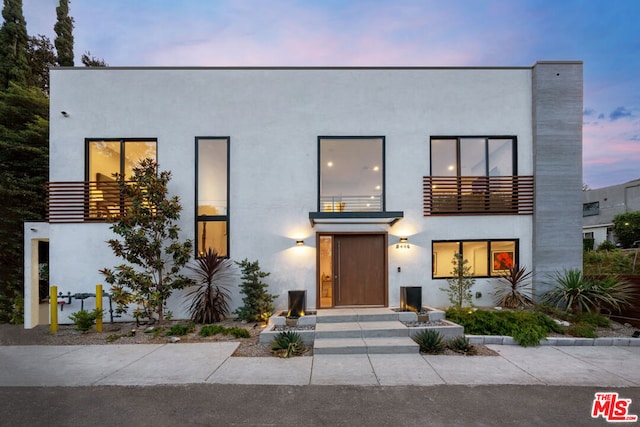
[47,181,124,223]
[423,176,534,216]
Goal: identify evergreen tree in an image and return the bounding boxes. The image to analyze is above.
[54,0,74,66]
[0,82,49,322]
[234,259,276,323]
[81,50,107,67]
[26,35,56,94]
[0,0,30,89]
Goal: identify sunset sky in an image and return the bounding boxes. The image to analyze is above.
[22,0,639,189]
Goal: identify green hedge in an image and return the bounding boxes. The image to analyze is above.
[445,308,562,347]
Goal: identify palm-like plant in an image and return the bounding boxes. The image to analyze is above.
[186,249,235,323]
[492,265,534,309]
[595,275,636,313]
[542,269,595,313]
[542,269,636,314]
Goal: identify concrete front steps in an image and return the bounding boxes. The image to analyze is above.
[313,308,462,354]
[314,310,419,354]
[261,307,465,355]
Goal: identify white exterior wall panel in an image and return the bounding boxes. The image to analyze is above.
[43,66,567,323]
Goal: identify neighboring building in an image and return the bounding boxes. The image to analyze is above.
[583,178,640,247]
[24,62,583,328]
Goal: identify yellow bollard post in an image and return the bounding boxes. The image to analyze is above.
[95,284,103,332]
[50,285,58,334]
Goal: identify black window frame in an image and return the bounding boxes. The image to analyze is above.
[431,239,519,279]
[583,201,600,217]
[429,136,518,176]
[85,138,159,181]
[195,136,230,258]
[317,135,386,212]
[84,138,158,220]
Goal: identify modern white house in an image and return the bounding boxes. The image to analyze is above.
[24,62,583,328]
[583,178,640,247]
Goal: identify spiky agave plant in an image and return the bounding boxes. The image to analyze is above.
[412,329,445,354]
[271,331,307,358]
[447,335,477,355]
[492,265,534,309]
[186,249,235,323]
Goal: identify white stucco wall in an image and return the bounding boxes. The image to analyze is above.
[48,67,535,322]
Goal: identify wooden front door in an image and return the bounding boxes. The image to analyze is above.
[334,234,386,306]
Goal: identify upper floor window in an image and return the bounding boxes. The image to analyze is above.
[319,136,384,212]
[86,139,157,218]
[431,136,515,177]
[583,201,599,217]
[196,137,229,257]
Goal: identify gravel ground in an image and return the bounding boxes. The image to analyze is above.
[0,319,273,357]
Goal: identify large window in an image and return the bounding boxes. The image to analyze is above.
[319,136,384,212]
[431,136,515,177]
[86,139,157,218]
[196,137,229,257]
[432,239,518,278]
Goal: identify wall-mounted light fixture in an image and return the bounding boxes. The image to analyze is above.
[61,111,69,117]
[296,240,304,246]
[396,237,410,249]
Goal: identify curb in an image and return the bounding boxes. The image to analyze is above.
[467,335,640,346]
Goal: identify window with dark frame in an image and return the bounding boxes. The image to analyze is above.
[430,136,516,177]
[195,137,229,257]
[583,202,599,217]
[432,239,518,278]
[318,136,385,213]
[86,138,157,219]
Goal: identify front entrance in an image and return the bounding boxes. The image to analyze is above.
[318,233,387,308]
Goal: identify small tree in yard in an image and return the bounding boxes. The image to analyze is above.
[612,211,640,248]
[234,259,276,323]
[440,252,475,308]
[100,159,193,324]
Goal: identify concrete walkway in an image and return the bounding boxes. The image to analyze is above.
[1,343,639,387]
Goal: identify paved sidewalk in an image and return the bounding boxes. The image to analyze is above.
[1,343,639,387]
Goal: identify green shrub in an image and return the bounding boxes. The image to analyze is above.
[199,324,250,338]
[271,331,306,358]
[597,240,616,251]
[577,311,610,327]
[445,307,561,347]
[165,323,195,336]
[68,308,103,332]
[229,327,250,338]
[584,249,635,275]
[199,324,226,337]
[447,336,476,355]
[234,259,276,322]
[583,238,595,252]
[510,322,548,347]
[412,330,446,354]
[565,322,597,338]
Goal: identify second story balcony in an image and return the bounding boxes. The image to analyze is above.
[47,181,127,223]
[423,175,534,216]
